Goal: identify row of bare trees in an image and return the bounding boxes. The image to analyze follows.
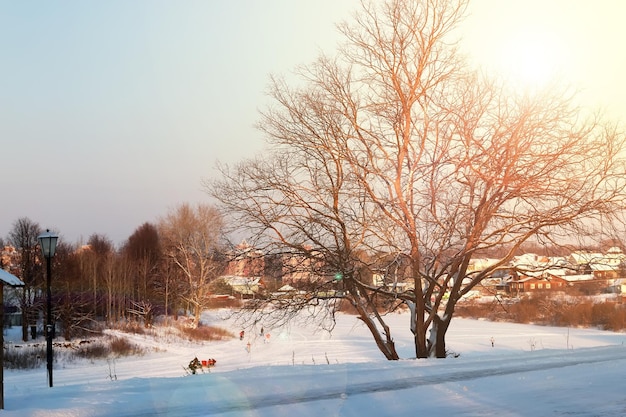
[1,203,227,341]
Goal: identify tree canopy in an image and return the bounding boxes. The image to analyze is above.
[208,0,626,359]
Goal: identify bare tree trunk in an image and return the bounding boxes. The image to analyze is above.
[429,315,449,358]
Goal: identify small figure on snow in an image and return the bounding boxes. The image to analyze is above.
[239,330,245,340]
[188,357,201,375]
[264,333,271,343]
[246,342,251,353]
[260,326,264,336]
[490,336,495,347]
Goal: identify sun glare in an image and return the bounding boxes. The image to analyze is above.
[495,27,567,89]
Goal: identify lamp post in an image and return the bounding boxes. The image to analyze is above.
[37,230,58,388]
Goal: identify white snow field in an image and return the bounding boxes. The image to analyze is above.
[3,310,626,416]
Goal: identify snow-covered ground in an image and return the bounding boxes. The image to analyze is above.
[3,310,626,416]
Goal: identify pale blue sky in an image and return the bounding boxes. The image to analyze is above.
[1,1,625,246]
[0,1,352,245]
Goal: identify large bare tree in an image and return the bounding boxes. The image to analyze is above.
[159,203,226,326]
[54,241,99,339]
[8,217,42,341]
[121,223,162,326]
[208,0,626,359]
[84,234,116,321]
[122,223,162,304]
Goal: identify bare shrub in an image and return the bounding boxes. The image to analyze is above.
[586,302,626,331]
[76,336,145,360]
[181,325,234,342]
[590,302,614,328]
[455,293,626,332]
[206,297,242,309]
[335,298,358,315]
[112,320,147,335]
[566,302,593,327]
[71,322,105,339]
[109,336,144,356]
[605,306,626,331]
[336,297,399,315]
[454,301,501,320]
[4,345,45,369]
[76,341,109,359]
[507,297,541,324]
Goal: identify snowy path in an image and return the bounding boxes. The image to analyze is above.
[144,345,626,416]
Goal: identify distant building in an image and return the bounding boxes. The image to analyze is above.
[225,240,265,277]
[508,275,569,294]
[221,275,262,298]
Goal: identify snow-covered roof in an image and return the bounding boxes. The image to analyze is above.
[468,258,500,271]
[517,268,567,278]
[222,275,260,286]
[0,268,24,286]
[510,255,570,276]
[511,253,550,268]
[544,268,567,277]
[518,270,543,278]
[590,263,617,272]
[561,274,595,282]
[569,252,604,264]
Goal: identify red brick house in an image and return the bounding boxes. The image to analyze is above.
[508,275,569,294]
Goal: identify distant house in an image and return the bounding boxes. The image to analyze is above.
[0,268,25,326]
[604,247,626,265]
[568,249,625,277]
[0,269,24,287]
[276,284,297,294]
[511,253,553,270]
[508,275,568,294]
[607,279,626,294]
[280,247,325,284]
[467,258,501,273]
[479,268,518,294]
[222,276,262,298]
[226,240,265,277]
[589,263,620,279]
[372,270,412,293]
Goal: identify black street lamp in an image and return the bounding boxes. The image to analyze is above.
[37,230,58,388]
